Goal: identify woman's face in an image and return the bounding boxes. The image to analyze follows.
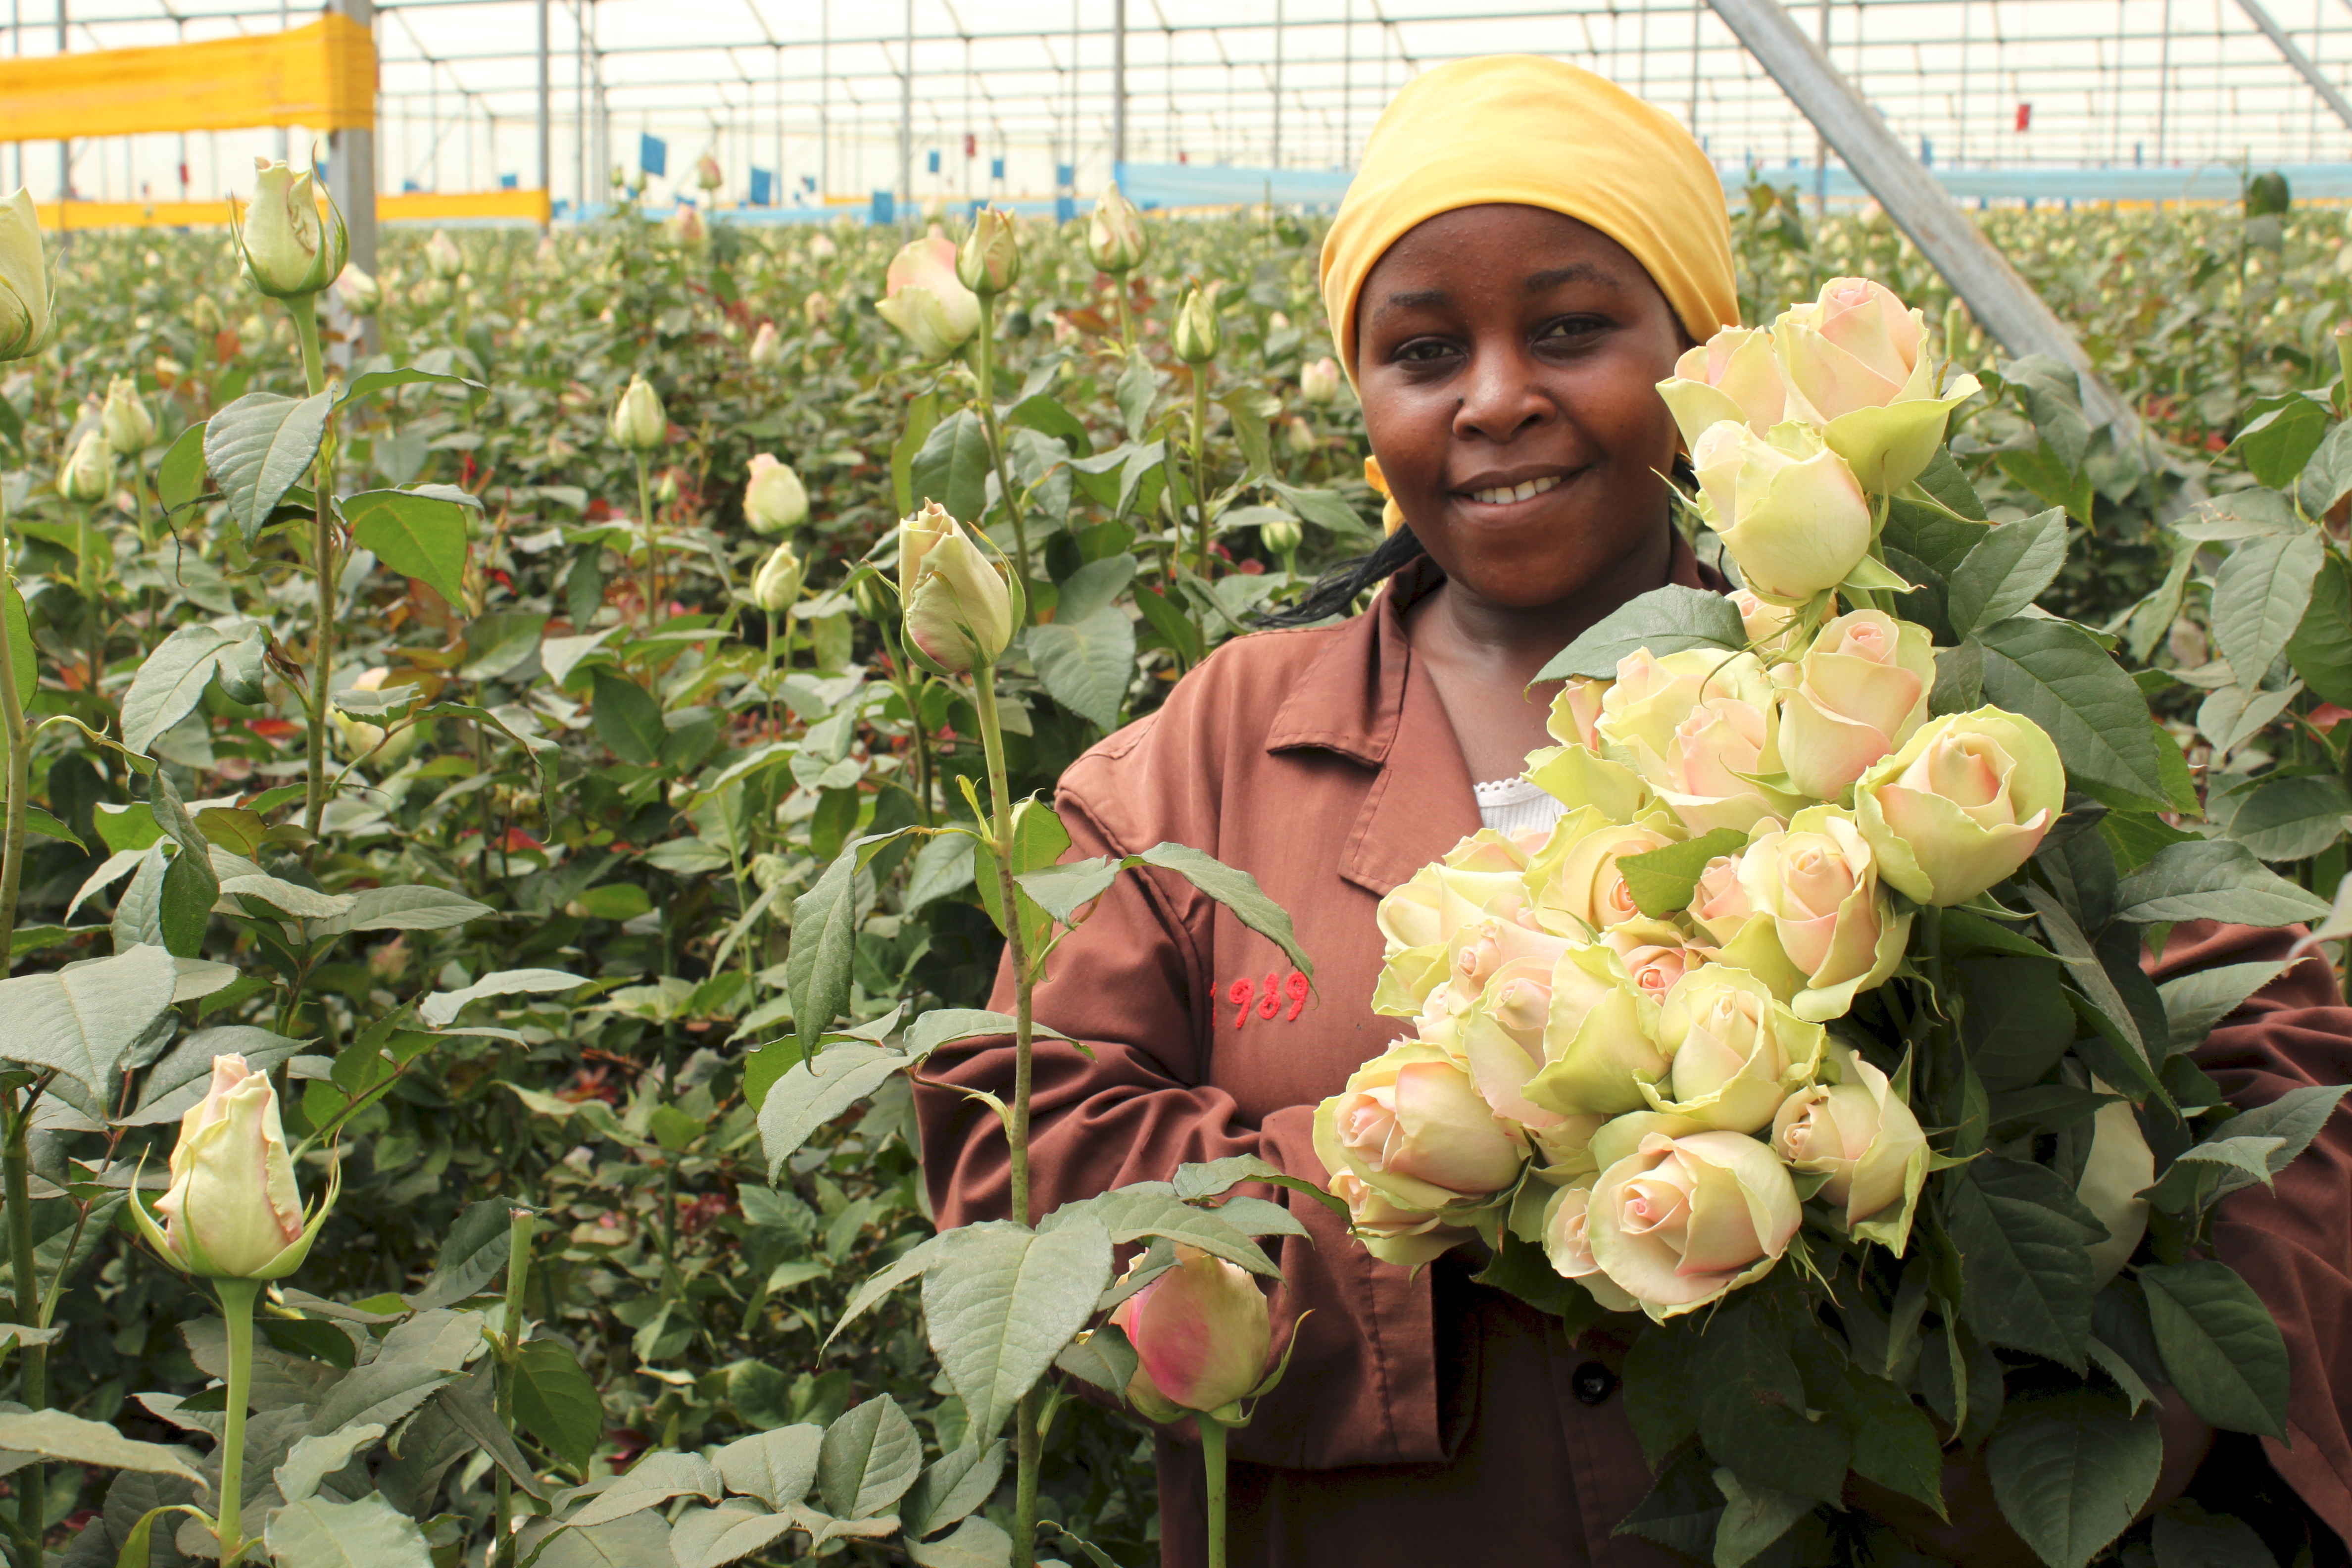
[1355,204,1689,612]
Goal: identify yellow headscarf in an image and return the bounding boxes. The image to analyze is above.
[1320,54,1740,393]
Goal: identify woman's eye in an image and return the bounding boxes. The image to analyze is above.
[1394,338,1457,364]
[1538,315,1609,344]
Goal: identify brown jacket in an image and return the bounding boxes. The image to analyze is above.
[917,551,2352,1567]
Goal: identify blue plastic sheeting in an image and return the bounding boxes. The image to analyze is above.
[1113,160,1354,210]
[1751,160,2352,202]
[1111,158,2352,210]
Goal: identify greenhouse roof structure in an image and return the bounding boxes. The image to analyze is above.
[5,0,2351,215]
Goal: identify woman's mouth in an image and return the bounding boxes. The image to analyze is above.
[1462,473,1565,506]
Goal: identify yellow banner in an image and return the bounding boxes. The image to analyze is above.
[0,15,375,143]
[380,189,551,224]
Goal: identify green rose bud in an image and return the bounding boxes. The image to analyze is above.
[956,206,1021,296]
[1689,418,1871,603]
[424,228,464,281]
[752,540,804,612]
[0,187,52,361]
[1086,182,1148,273]
[897,500,1013,673]
[59,427,111,503]
[99,376,155,456]
[1172,280,1223,365]
[609,374,668,451]
[743,453,809,534]
[130,1055,337,1280]
[235,157,348,299]
[336,265,382,317]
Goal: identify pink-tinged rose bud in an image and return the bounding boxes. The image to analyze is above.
[1691,420,1873,602]
[877,235,981,359]
[1852,708,2062,906]
[1585,1129,1802,1317]
[1522,807,1676,936]
[1313,1042,1527,1215]
[748,321,784,366]
[133,1055,333,1280]
[1656,326,1789,449]
[1648,965,1827,1132]
[1772,277,1983,492]
[1300,356,1343,406]
[897,500,1013,673]
[742,453,809,534]
[1770,1054,1927,1238]
[1736,805,1911,1022]
[1731,588,1795,651]
[1777,611,1935,800]
[1537,1176,1638,1309]
[694,152,724,190]
[1688,855,1754,944]
[1109,1245,1272,1418]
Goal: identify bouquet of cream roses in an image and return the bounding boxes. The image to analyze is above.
[1314,278,2347,1568]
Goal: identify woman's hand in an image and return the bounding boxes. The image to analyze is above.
[1845,1386,2214,1567]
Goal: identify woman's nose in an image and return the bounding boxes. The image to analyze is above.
[1451,343,1552,444]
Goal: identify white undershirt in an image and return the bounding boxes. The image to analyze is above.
[1474,777,1568,838]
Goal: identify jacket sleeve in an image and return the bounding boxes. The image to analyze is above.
[2154,920,2352,1544]
[912,758,1445,1470]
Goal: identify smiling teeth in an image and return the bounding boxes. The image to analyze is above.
[1470,475,1562,504]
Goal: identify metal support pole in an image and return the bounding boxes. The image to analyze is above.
[898,0,912,222]
[2157,0,2173,163]
[536,0,550,222]
[327,0,378,355]
[2233,0,2352,130]
[1113,0,1127,172]
[574,0,586,210]
[55,0,66,201]
[1272,0,1284,169]
[1705,0,2136,436]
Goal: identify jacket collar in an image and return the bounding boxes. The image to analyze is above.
[1265,532,1722,897]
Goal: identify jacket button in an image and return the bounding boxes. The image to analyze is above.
[1572,1362,1617,1406]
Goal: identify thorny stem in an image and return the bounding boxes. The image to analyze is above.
[1190,372,1212,578]
[292,296,337,839]
[213,1276,263,1567]
[0,487,30,980]
[635,453,659,631]
[970,663,1039,1568]
[493,1209,535,1568]
[1199,1417,1231,1568]
[971,296,1031,594]
[4,1097,44,1567]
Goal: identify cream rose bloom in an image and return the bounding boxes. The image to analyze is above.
[1585,1129,1803,1318]
[1691,420,1873,603]
[1523,807,1678,938]
[1540,1176,1639,1311]
[1329,1171,1477,1270]
[1646,965,1827,1132]
[1770,1053,1928,1246]
[1373,831,1536,1016]
[1777,611,1935,801]
[1735,805,1911,1022]
[1657,326,1789,448]
[1314,1042,1527,1215]
[1852,708,2063,906]
[1592,648,1798,837]
[1772,276,1982,493]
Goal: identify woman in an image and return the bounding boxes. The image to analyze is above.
[917,55,2352,1568]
